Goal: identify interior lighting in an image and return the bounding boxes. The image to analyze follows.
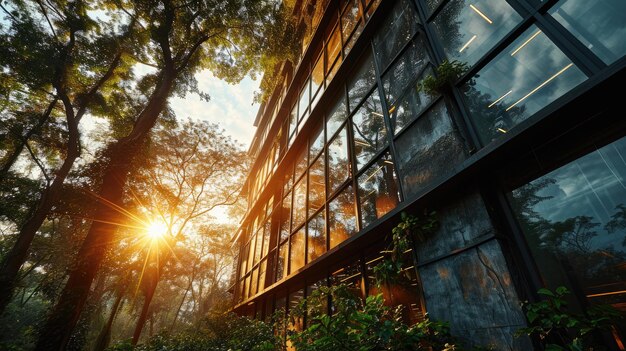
[511,30,542,56]
[497,128,507,133]
[470,4,493,24]
[506,63,574,111]
[459,35,478,52]
[488,90,513,108]
[371,111,384,117]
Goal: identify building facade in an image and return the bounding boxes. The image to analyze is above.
[231,0,626,348]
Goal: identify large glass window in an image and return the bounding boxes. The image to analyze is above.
[373,0,419,70]
[280,193,292,242]
[308,154,326,217]
[352,91,387,170]
[327,97,348,139]
[462,25,587,144]
[276,242,288,281]
[510,136,626,311]
[347,52,377,112]
[328,126,351,194]
[357,153,400,228]
[310,123,324,161]
[292,177,307,230]
[381,38,430,107]
[329,185,358,249]
[388,75,435,135]
[432,0,522,67]
[307,211,327,262]
[549,0,626,65]
[289,228,306,274]
[395,101,465,198]
[342,0,364,55]
[299,78,311,122]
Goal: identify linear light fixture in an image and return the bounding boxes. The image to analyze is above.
[587,290,626,298]
[488,90,512,108]
[459,34,478,52]
[354,139,370,147]
[371,111,384,117]
[506,63,574,111]
[363,165,385,183]
[470,4,493,24]
[497,128,507,133]
[511,30,542,56]
[388,105,396,114]
[365,256,385,265]
[383,159,394,165]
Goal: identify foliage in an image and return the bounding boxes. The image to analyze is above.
[287,284,460,351]
[420,60,468,96]
[373,211,439,287]
[516,286,624,350]
[106,313,278,351]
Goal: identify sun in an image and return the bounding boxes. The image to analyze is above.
[145,220,168,240]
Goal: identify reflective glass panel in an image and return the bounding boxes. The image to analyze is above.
[312,54,324,106]
[250,268,258,296]
[262,220,271,257]
[373,0,420,70]
[462,25,587,144]
[310,123,324,161]
[388,69,435,135]
[307,211,326,262]
[433,0,522,67]
[330,261,363,299]
[327,96,348,140]
[258,259,267,292]
[327,24,342,72]
[550,0,626,64]
[352,91,388,170]
[299,78,310,121]
[254,232,263,264]
[308,153,325,217]
[292,177,307,230]
[381,38,430,106]
[289,103,297,138]
[328,126,351,194]
[395,101,465,198]
[511,136,626,311]
[347,51,376,112]
[289,228,305,274]
[329,185,358,249]
[280,192,291,242]
[342,0,364,55]
[358,153,400,228]
[277,242,288,281]
[295,147,308,180]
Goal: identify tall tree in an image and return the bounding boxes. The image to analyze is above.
[0,0,133,313]
[35,0,292,344]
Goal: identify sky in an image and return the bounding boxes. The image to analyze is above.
[169,71,260,149]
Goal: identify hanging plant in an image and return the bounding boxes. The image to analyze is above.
[419,60,469,96]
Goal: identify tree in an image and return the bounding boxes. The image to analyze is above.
[0,0,132,313]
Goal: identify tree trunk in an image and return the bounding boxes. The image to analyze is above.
[171,275,194,330]
[93,289,125,351]
[132,272,158,345]
[34,68,175,351]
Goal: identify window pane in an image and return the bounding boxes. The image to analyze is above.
[310,123,324,161]
[248,235,256,268]
[259,259,267,292]
[277,242,288,281]
[433,0,522,67]
[299,78,310,121]
[330,261,363,299]
[308,153,326,217]
[254,232,263,264]
[347,51,376,112]
[352,91,388,170]
[262,220,271,257]
[462,25,587,144]
[280,193,291,242]
[342,0,364,55]
[326,24,342,72]
[289,228,305,274]
[293,177,307,230]
[328,126,351,194]
[510,136,626,310]
[329,185,358,249]
[550,0,626,64]
[289,103,297,138]
[307,211,326,262]
[327,95,348,140]
[251,268,258,296]
[358,153,400,228]
[381,38,430,106]
[395,101,465,198]
[295,147,308,180]
[312,54,324,106]
[373,0,420,70]
[388,71,435,135]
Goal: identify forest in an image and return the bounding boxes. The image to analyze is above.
[0,0,293,349]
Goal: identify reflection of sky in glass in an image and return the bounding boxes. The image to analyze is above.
[373,0,419,71]
[352,92,387,170]
[464,25,587,143]
[516,136,626,249]
[550,0,626,64]
[433,0,522,67]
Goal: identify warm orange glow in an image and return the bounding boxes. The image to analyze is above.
[145,220,168,240]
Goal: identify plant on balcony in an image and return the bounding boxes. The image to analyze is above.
[515,286,624,351]
[420,60,468,96]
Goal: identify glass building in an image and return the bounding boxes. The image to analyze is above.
[231,0,626,348]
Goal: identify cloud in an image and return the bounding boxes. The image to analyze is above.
[169,70,259,147]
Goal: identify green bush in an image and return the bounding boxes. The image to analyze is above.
[106,313,278,351]
[516,286,623,351]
